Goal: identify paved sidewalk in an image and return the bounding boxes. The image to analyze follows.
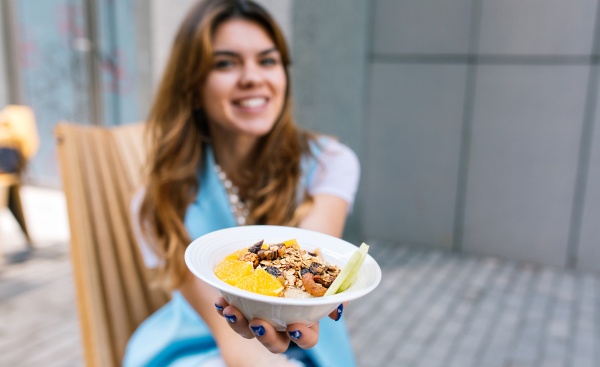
[348,243,599,367]
[0,187,599,367]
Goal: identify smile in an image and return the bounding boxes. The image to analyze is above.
[234,97,268,108]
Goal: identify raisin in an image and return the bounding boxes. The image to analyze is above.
[248,240,264,254]
[266,266,281,277]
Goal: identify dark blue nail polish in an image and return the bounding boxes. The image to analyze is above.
[335,304,344,321]
[250,325,265,337]
[224,314,236,323]
[288,330,302,340]
[215,304,224,311]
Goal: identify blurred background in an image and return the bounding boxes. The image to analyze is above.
[0,1,599,366]
[1,0,599,271]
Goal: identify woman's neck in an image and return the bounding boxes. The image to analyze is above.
[211,132,257,184]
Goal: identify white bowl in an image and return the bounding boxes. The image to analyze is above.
[185,225,381,331]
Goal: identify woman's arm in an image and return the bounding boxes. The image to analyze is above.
[298,194,349,237]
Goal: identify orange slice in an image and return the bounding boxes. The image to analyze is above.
[225,247,248,260]
[235,267,284,297]
[214,259,254,286]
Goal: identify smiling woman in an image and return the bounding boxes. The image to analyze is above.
[202,19,287,143]
[122,1,360,366]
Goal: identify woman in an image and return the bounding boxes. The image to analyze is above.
[124,0,360,366]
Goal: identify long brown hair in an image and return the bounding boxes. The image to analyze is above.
[140,0,314,289]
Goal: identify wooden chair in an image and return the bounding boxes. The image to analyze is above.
[55,122,170,367]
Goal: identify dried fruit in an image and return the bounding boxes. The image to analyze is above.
[282,239,299,249]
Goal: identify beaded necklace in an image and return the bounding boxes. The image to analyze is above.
[214,164,249,225]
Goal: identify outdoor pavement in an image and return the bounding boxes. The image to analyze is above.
[0,186,598,367]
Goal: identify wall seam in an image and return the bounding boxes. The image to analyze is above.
[452,0,483,251]
[371,54,600,65]
[354,0,375,243]
[565,0,600,268]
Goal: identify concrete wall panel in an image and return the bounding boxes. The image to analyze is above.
[478,0,597,55]
[373,0,475,55]
[363,63,467,247]
[463,65,589,266]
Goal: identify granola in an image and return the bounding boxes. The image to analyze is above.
[233,239,341,298]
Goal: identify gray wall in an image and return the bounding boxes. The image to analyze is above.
[360,0,600,271]
[291,0,370,242]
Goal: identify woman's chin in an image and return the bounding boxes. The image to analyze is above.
[236,122,277,138]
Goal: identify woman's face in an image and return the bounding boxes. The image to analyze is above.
[201,19,287,140]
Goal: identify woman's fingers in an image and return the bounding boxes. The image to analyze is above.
[328,302,346,321]
[216,296,328,351]
[220,303,255,339]
[214,297,228,317]
[286,322,320,349]
[248,320,291,353]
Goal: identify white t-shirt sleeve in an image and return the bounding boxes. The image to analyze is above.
[306,139,360,212]
[131,187,161,269]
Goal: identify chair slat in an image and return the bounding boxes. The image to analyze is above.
[100,129,152,328]
[55,124,114,367]
[80,126,130,365]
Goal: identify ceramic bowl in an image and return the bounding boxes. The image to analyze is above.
[185,225,381,331]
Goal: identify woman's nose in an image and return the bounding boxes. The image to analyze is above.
[238,63,264,87]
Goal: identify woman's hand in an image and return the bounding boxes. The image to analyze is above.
[214,297,345,353]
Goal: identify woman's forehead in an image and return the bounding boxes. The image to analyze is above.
[212,18,276,53]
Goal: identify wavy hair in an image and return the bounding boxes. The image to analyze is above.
[140,0,314,289]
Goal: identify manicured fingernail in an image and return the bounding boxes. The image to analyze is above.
[214,304,224,311]
[224,314,236,323]
[335,304,344,321]
[250,325,265,337]
[288,330,302,340]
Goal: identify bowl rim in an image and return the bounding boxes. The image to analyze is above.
[184,225,382,306]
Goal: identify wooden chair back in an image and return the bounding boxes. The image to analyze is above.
[55,122,169,367]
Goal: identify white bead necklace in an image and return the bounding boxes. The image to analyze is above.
[214,164,249,225]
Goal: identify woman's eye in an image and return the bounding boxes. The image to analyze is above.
[214,60,234,69]
[260,57,278,66]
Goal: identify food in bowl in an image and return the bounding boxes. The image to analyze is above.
[186,225,381,331]
[215,239,342,298]
[215,238,371,299]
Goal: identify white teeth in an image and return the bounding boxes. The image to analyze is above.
[238,98,266,108]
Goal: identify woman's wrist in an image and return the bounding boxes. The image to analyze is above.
[251,351,295,367]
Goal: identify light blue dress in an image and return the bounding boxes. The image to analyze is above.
[123,144,356,367]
